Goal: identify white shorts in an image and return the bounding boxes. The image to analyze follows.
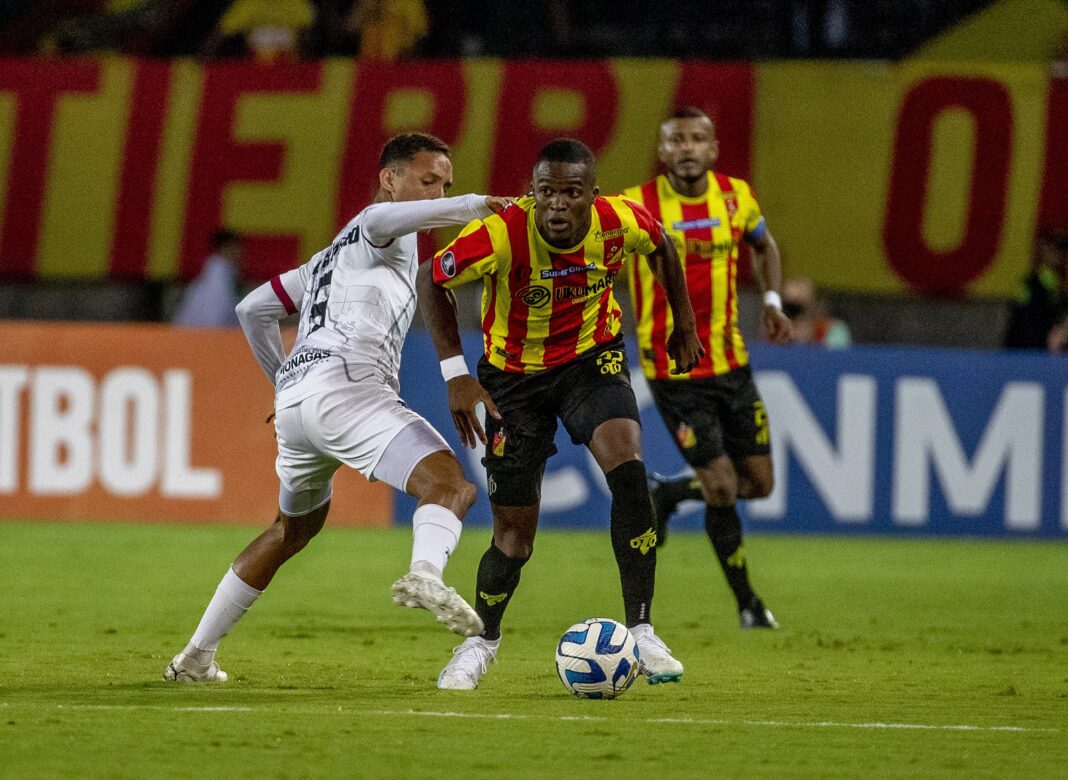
[273,382,451,516]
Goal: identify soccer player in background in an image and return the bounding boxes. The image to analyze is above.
[165,133,511,683]
[417,138,704,689]
[621,107,790,629]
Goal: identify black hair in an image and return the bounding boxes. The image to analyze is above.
[379,132,450,169]
[535,138,595,177]
[210,228,241,250]
[670,106,711,121]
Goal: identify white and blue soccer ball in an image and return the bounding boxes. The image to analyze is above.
[555,618,640,699]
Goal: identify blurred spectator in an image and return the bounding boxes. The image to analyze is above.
[345,0,428,60]
[36,0,164,55]
[203,0,316,62]
[1047,311,1068,354]
[782,276,851,348]
[173,229,244,328]
[1003,228,1068,350]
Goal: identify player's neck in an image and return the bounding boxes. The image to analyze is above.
[665,171,709,199]
[372,189,393,204]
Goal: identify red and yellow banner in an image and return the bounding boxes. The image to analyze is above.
[0,321,392,525]
[0,57,1064,297]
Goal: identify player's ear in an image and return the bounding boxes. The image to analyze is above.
[709,139,720,167]
[592,185,600,197]
[379,167,395,196]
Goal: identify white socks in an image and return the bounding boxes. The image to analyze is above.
[187,566,263,655]
[411,504,463,578]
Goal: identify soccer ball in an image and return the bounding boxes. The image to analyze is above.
[555,618,640,699]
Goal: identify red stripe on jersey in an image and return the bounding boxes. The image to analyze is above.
[541,248,587,366]
[593,199,626,345]
[270,275,297,315]
[433,223,493,285]
[714,173,740,370]
[622,198,663,247]
[679,200,715,377]
[641,181,670,377]
[501,207,531,373]
[482,272,498,358]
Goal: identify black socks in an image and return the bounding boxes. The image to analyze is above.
[474,542,527,641]
[705,503,756,609]
[606,460,658,627]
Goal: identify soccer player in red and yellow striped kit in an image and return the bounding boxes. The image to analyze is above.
[417,139,704,689]
[622,107,791,629]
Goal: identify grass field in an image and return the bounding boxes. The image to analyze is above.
[1,521,1066,779]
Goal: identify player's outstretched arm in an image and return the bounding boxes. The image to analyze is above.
[748,228,791,345]
[644,237,704,374]
[235,266,307,382]
[361,195,512,244]
[415,261,500,449]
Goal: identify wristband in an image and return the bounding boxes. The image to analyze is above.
[440,355,469,382]
[763,290,783,311]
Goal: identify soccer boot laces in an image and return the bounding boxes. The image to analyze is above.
[437,636,500,690]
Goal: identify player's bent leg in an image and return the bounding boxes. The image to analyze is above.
[736,454,774,499]
[384,442,482,637]
[164,499,331,683]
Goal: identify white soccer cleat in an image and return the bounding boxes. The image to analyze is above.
[629,624,684,684]
[437,636,499,690]
[391,570,484,638]
[163,652,228,683]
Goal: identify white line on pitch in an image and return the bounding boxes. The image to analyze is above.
[30,704,1058,733]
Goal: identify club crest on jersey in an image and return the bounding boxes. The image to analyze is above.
[516,285,550,307]
[440,251,456,278]
[676,422,697,449]
[492,429,507,457]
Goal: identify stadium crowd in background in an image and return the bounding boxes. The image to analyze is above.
[0,0,997,59]
[1003,228,1068,352]
[781,276,852,349]
[172,228,245,329]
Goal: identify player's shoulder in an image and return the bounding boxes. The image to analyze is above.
[599,194,655,227]
[714,171,756,199]
[620,180,653,202]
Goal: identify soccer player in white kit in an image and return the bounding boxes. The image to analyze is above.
[165,133,507,683]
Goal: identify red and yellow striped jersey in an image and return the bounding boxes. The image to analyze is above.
[431,195,663,373]
[622,172,765,380]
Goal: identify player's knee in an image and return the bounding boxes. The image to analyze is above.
[280,512,325,553]
[495,528,535,560]
[703,482,737,507]
[747,471,774,499]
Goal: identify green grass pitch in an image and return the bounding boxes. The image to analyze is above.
[1,521,1066,779]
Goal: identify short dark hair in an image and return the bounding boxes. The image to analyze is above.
[535,138,595,176]
[211,228,241,250]
[379,132,450,169]
[670,106,711,121]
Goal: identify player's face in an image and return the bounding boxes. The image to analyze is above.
[659,117,718,183]
[531,161,598,248]
[384,151,454,201]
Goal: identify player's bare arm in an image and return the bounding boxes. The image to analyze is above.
[749,228,791,345]
[644,237,705,373]
[415,261,500,449]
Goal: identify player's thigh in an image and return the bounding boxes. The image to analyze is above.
[718,365,772,463]
[648,378,727,468]
[274,403,342,517]
[302,383,436,489]
[478,361,557,508]
[693,455,739,506]
[372,418,454,495]
[735,454,774,499]
[558,340,642,454]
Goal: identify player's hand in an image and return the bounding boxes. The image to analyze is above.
[484,196,515,213]
[667,326,705,375]
[447,374,501,449]
[763,306,792,345]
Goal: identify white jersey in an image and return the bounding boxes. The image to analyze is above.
[235,194,491,408]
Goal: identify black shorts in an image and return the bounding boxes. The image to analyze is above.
[478,336,640,504]
[648,364,770,468]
